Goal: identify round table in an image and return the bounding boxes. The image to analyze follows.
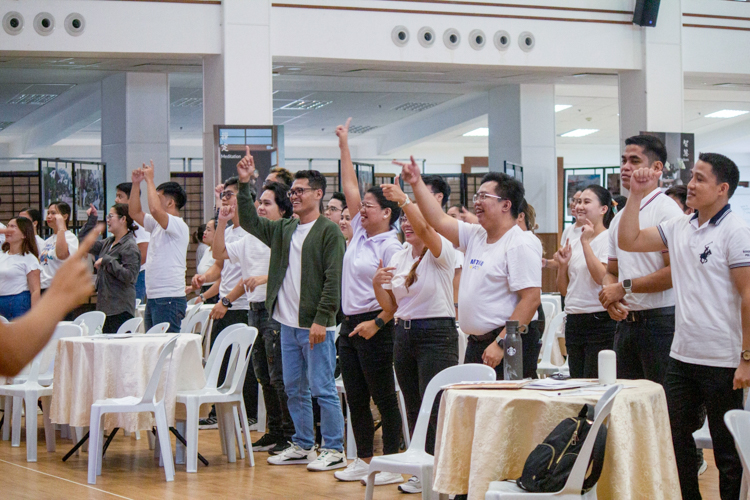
[50,333,206,432]
[432,379,681,500]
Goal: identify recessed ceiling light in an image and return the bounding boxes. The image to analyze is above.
[559,129,599,138]
[287,67,302,71]
[555,105,572,112]
[463,127,489,137]
[8,94,58,105]
[705,109,749,119]
[280,99,332,110]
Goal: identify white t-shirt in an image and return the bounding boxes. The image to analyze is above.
[134,222,149,272]
[564,230,609,314]
[226,232,271,304]
[0,222,5,245]
[195,249,216,285]
[521,230,544,321]
[658,206,750,368]
[561,224,583,246]
[39,230,79,289]
[0,252,40,296]
[144,213,189,299]
[608,189,683,312]
[218,224,249,310]
[342,213,403,315]
[457,222,542,336]
[34,235,45,254]
[274,220,315,328]
[388,235,456,321]
[404,240,463,270]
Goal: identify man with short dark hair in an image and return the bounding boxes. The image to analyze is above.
[325,192,346,225]
[422,175,451,208]
[115,182,150,301]
[666,185,693,214]
[619,152,750,500]
[128,162,189,332]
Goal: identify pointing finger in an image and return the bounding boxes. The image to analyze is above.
[345,117,352,129]
[245,145,250,157]
[75,224,104,259]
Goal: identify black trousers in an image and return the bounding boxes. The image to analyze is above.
[564,312,617,379]
[614,312,675,385]
[339,311,401,458]
[102,311,133,334]
[210,309,257,419]
[393,319,458,455]
[249,306,294,439]
[666,358,743,500]
[464,325,543,380]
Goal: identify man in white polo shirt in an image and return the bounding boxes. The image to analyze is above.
[403,160,541,379]
[619,153,750,500]
[599,135,684,385]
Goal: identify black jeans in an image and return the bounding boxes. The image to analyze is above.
[249,306,295,440]
[393,319,458,455]
[464,326,543,380]
[210,309,257,419]
[666,358,743,500]
[102,311,133,334]
[614,312,675,385]
[339,311,402,458]
[564,312,617,379]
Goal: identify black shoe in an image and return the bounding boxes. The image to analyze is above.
[252,433,280,452]
[199,416,218,430]
[268,440,293,455]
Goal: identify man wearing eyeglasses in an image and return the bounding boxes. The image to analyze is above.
[324,192,347,225]
[399,157,541,379]
[235,147,347,471]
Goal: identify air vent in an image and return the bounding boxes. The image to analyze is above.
[713,83,750,88]
[280,99,332,111]
[0,122,14,131]
[349,125,378,134]
[172,97,203,108]
[8,94,58,105]
[394,102,439,112]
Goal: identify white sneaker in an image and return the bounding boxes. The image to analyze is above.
[360,471,405,486]
[334,458,370,481]
[398,475,422,493]
[267,443,316,465]
[698,459,708,476]
[307,448,347,471]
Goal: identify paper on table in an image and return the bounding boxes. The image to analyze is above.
[525,378,599,391]
[95,333,133,339]
[443,379,532,390]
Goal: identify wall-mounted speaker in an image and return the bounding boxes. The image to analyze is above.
[469,29,486,50]
[633,0,661,27]
[494,30,511,51]
[65,13,85,36]
[33,12,55,36]
[391,25,409,47]
[418,27,435,47]
[3,12,24,35]
[443,28,460,50]
[518,31,535,52]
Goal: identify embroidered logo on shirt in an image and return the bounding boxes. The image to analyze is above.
[468,258,484,270]
[700,244,712,264]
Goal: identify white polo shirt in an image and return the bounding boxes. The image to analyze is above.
[388,235,456,321]
[226,232,271,304]
[457,222,541,336]
[218,224,249,310]
[144,213,189,299]
[561,224,582,246]
[564,231,609,314]
[341,213,403,316]
[658,205,750,368]
[608,188,684,311]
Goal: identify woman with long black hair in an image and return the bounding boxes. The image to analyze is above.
[0,217,40,320]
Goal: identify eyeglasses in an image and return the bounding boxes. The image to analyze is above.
[106,213,118,220]
[220,191,235,200]
[399,215,409,225]
[325,206,342,214]
[473,192,506,204]
[287,187,315,198]
[360,202,379,210]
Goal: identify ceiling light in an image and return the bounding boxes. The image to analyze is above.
[349,125,378,134]
[463,127,489,137]
[705,109,749,119]
[394,102,439,112]
[8,93,58,105]
[280,99,332,111]
[555,105,572,112]
[560,129,599,138]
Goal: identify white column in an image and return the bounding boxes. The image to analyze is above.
[488,84,557,233]
[101,73,170,209]
[202,0,273,216]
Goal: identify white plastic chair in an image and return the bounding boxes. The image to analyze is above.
[74,311,107,336]
[540,302,555,335]
[457,326,468,365]
[541,296,559,320]
[187,297,199,306]
[0,315,9,323]
[484,384,623,500]
[181,309,211,337]
[135,298,141,308]
[537,313,567,378]
[174,325,258,472]
[724,410,750,500]
[364,364,497,500]
[115,317,143,334]
[0,324,83,461]
[87,335,179,484]
[146,322,171,334]
[694,392,750,450]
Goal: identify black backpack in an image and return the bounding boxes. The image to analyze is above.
[516,404,607,493]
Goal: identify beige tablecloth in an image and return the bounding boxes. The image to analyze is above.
[50,334,206,432]
[433,379,680,500]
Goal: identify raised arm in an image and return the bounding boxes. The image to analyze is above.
[618,168,667,253]
[78,204,99,242]
[336,118,362,213]
[382,177,443,258]
[580,224,607,286]
[128,168,146,227]
[236,147,275,246]
[555,240,572,296]
[398,156,459,247]
[212,206,233,261]
[142,161,169,230]
[372,260,398,315]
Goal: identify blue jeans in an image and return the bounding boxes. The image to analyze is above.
[135,270,146,302]
[280,324,344,451]
[0,291,31,321]
[145,297,186,333]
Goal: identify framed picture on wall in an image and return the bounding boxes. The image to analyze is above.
[74,163,106,220]
[40,160,74,212]
[565,173,601,217]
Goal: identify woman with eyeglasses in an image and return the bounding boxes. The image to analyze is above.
[555,184,616,378]
[325,192,346,225]
[373,176,458,494]
[0,217,41,320]
[188,219,219,304]
[79,203,141,333]
[339,207,353,245]
[333,119,405,486]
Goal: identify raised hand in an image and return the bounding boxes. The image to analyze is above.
[580,219,595,243]
[86,203,98,218]
[131,168,145,184]
[237,146,255,183]
[629,167,660,196]
[54,214,66,232]
[556,239,572,266]
[393,156,421,185]
[215,183,225,204]
[142,161,155,182]
[46,224,102,309]
[460,206,478,224]
[218,205,235,221]
[380,176,407,204]
[335,117,352,146]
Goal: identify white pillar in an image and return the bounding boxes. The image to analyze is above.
[488,84,557,233]
[101,73,170,208]
[202,0,273,217]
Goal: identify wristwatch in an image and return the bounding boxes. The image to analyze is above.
[374,317,385,330]
[742,350,750,362]
[622,279,633,294]
[199,293,205,302]
[495,335,504,349]
[398,197,411,209]
[221,297,232,308]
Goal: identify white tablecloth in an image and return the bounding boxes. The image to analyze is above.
[50,334,206,432]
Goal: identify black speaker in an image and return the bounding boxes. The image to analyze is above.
[633,0,660,27]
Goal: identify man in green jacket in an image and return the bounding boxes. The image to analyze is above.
[236,148,348,472]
